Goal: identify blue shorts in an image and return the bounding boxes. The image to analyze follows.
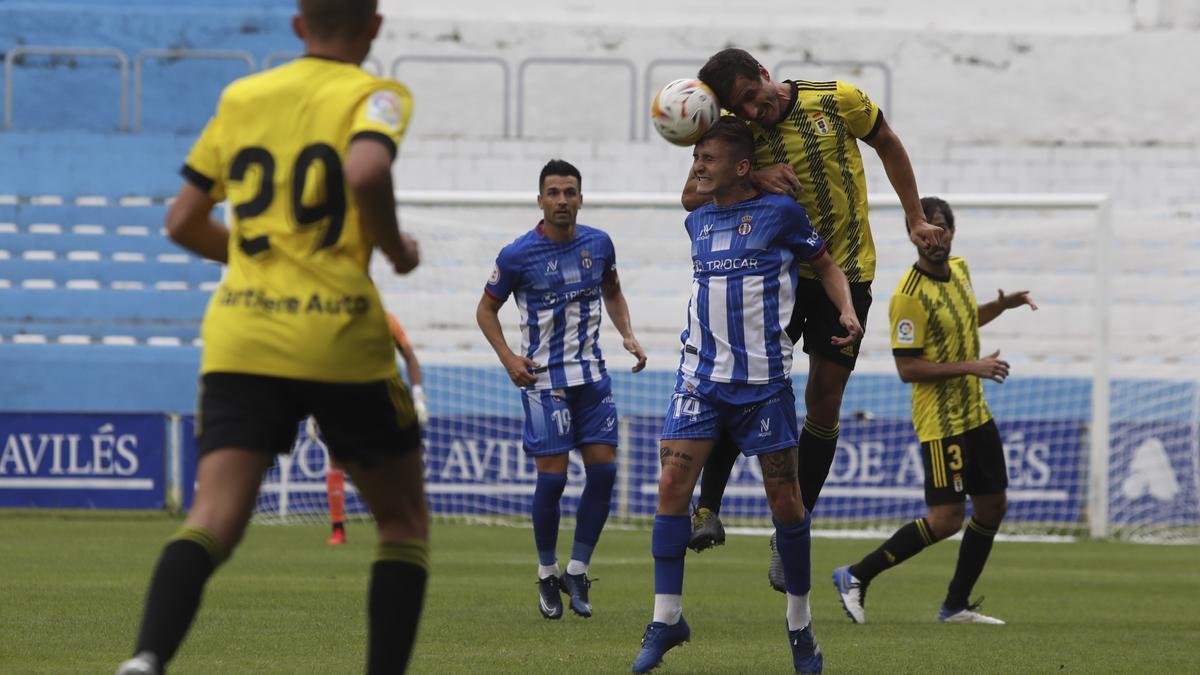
[660,377,798,456]
[521,377,618,457]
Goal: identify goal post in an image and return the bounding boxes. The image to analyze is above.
[245,190,1198,544]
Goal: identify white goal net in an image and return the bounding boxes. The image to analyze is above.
[250,191,1200,543]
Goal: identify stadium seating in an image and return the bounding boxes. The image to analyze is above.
[0,201,211,346]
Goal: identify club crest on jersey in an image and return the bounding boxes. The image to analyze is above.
[810,111,831,135]
[737,216,753,236]
[896,319,915,344]
[580,250,592,269]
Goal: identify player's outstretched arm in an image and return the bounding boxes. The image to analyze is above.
[346,136,419,274]
[895,350,1010,384]
[864,116,941,252]
[978,288,1038,327]
[600,270,647,373]
[809,251,863,346]
[681,167,708,212]
[396,341,428,426]
[165,182,229,263]
[476,291,539,387]
[748,163,801,198]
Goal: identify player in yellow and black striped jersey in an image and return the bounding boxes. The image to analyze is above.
[829,197,1038,627]
[891,257,992,443]
[683,49,944,574]
[117,3,429,675]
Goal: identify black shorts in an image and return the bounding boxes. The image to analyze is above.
[787,279,873,370]
[921,419,1008,505]
[196,372,421,467]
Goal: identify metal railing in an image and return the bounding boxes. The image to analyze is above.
[3,49,896,138]
[132,50,256,132]
[516,56,638,140]
[392,55,511,138]
[4,47,129,131]
[260,51,300,70]
[262,51,383,75]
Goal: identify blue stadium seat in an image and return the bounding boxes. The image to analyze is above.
[0,321,199,342]
[0,232,192,257]
[0,259,221,287]
[0,203,169,228]
[0,289,209,323]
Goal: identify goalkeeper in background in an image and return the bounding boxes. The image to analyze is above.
[832,197,1037,625]
[322,311,429,545]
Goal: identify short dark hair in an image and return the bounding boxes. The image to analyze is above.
[921,196,955,229]
[539,159,582,192]
[299,0,377,41]
[697,116,755,163]
[698,48,762,106]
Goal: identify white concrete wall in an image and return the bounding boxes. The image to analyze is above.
[372,1,1200,209]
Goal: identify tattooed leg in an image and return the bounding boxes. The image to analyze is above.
[759,447,805,526]
[657,439,714,516]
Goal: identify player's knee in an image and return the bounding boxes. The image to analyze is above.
[974,495,1008,528]
[765,486,805,525]
[372,495,431,542]
[657,470,693,512]
[376,507,430,543]
[925,507,965,540]
[804,393,843,426]
[185,507,250,553]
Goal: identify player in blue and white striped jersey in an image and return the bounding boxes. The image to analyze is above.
[477,159,646,621]
[632,119,862,675]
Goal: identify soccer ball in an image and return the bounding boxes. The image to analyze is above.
[650,78,720,146]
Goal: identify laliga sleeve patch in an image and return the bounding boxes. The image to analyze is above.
[896,319,915,344]
[488,264,501,285]
[365,90,403,131]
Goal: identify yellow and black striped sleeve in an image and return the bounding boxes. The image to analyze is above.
[836,81,882,142]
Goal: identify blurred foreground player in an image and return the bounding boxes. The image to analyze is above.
[117,2,429,673]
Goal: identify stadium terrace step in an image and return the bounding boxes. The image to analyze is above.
[0,321,200,343]
[0,202,169,228]
[0,231,195,257]
[0,259,220,288]
[0,289,209,323]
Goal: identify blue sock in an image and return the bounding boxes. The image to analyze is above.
[651,514,690,594]
[774,513,812,596]
[571,462,616,564]
[532,472,567,566]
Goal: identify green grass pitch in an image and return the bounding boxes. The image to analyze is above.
[2,511,1198,673]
